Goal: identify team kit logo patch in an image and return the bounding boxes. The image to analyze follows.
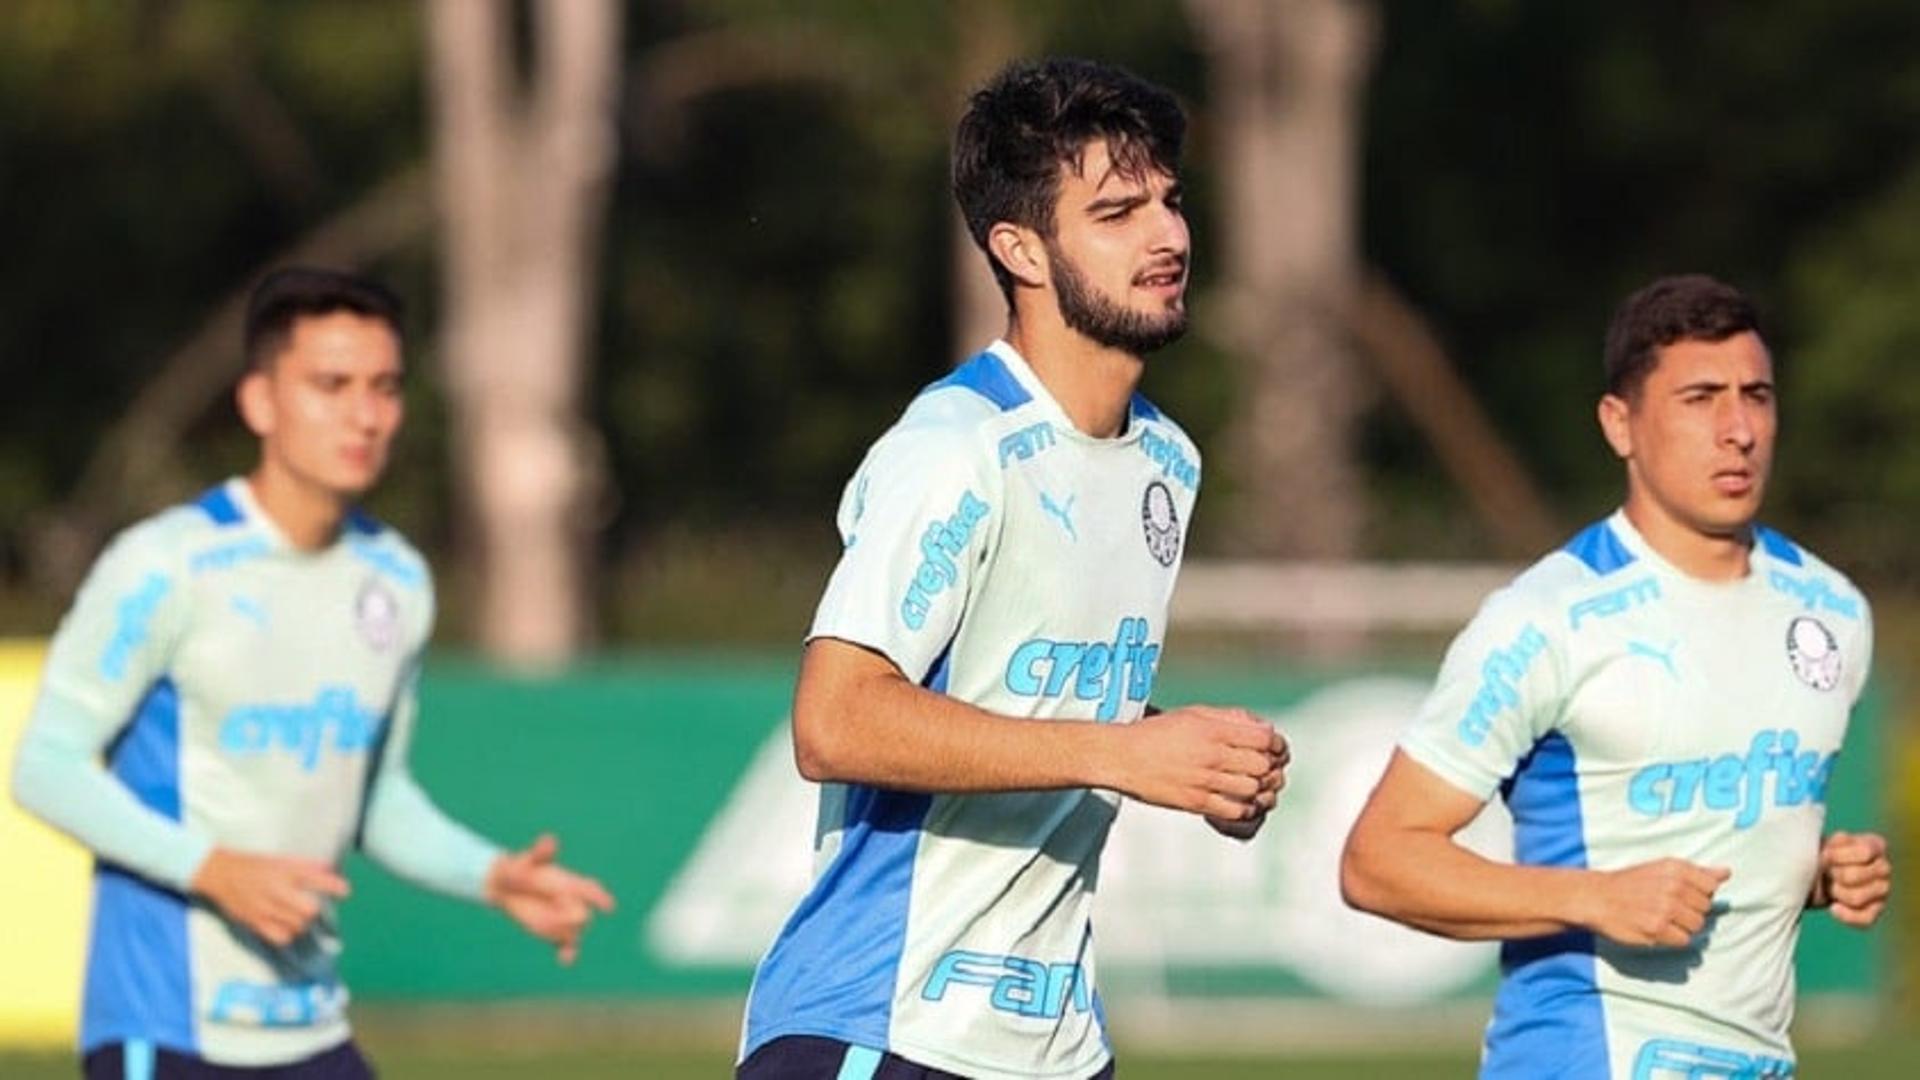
[1141,480,1179,567]
[355,578,401,653]
[1785,615,1840,691]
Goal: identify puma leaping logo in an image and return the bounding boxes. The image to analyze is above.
[1039,491,1078,542]
[1627,638,1679,680]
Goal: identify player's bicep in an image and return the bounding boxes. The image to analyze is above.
[809,429,997,683]
[1357,749,1490,838]
[791,636,914,779]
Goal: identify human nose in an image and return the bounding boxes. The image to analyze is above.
[347,387,390,431]
[1150,203,1189,257]
[1719,398,1756,450]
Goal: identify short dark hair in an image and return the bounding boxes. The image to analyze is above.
[244,266,404,370]
[1602,274,1760,397]
[953,57,1186,298]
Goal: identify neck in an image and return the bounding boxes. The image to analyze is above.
[246,462,350,551]
[1621,490,1752,581]
[1004,307,1143,438]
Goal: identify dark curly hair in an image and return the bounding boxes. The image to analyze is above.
[1603,274,1761,397]
[953,57,1186,299]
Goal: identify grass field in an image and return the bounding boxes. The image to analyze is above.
[4,1033,1917,1078]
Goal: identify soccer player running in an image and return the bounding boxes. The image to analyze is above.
[736,58,1288,1080]
[10,268,615,1080]
[1341,275,1893,1078]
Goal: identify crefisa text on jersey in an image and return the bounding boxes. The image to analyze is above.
[1003,616,1160,722]
[1628,727,1837,829]
[900,489,991,631]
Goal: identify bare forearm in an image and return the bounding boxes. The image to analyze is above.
[1342,826,1592,941]
[795,669,1115,793]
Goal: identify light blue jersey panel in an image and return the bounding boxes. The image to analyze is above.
[85,678,194,1054]
[745,342,1200,1080]
[745,652,949,1051]
[1486,733,1607,1078]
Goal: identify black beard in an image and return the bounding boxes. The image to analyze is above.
[1046,240,1189,356]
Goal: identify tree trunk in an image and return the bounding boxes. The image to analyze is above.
[425,0,621,669]
[1190,0,1378,558]
[948,3,1023,363]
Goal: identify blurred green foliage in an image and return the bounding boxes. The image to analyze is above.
[4,0,1920,622]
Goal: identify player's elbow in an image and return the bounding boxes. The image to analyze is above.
[9,734,52,820]
[790,701,852,783]
[1338,822,1398,919]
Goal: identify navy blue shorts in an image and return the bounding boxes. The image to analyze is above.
[83,1040,374,1080]
[738,1035,1115,1079]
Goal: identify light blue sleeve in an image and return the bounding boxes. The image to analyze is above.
[807,419,1003,683]
[1399,585,1566,801]
[9,519,215,891]
[358,657,502,903]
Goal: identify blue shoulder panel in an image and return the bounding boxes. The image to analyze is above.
[1485,732,1608,1078]
[1562,520,1636,576]
[741,643,951,1058]
[193,485,244,527]
[345,508,383,537]
[85,679,194,1055]
[1129,393,1163,422]
[929,351,1031,412]
[1754,525,1803,567]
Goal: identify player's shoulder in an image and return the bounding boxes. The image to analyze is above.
[1752,523,1871,625]
[98,486,251,574]
[339,508,434,595]
[862,350,1035,479]
[1129,391,1202,490]
[903,348,1040,431]
[1470,517,1649,632]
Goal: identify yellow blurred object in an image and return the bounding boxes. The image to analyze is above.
[0,640,86,1049]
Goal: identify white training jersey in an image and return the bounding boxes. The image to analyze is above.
[16,479,496,1065]
[1401,510,1872,1079]
[741,341,1202,1079]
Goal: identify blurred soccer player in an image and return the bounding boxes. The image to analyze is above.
[10,267,615,1080]
[734,58,1288,1080]
[1341,274,1892,1078]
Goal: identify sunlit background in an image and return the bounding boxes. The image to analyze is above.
[3,2,1917,1076]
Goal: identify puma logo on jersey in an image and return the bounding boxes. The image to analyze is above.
[1626,638,1679,679]
[1039,490,1078,541]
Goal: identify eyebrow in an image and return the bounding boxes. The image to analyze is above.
[1671,378,1774,394]
[1083,181,1182,217]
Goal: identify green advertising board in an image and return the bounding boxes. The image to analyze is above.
[337,657,1887,1007]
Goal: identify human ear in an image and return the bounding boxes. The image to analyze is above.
[1597,393,1633,460]
[236,370,275,438]
[987,222,1047,289]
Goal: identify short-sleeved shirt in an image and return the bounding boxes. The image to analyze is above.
[34,479,434,1065]
[741,341,1203,1080]
[1401,510,1872,1079]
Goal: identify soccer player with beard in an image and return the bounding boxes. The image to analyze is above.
[1341,275,1892,1078]
[736,58,1289,1080]
[11,268,614,1079]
